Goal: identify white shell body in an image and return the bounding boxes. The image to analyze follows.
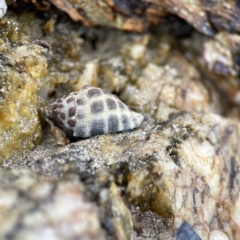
[0,0,7,19]
[44,85,143,138]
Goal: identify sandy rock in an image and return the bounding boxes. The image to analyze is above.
[120,59,209,123]
[27,111,240,239]
[0,30,48,162]
[0,170,106,240]
[1,3,240,240]
[0,169,137,239]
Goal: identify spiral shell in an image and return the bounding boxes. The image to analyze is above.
[0,0,7,19]
[44,85,143,138]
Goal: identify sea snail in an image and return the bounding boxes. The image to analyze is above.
[0,0,7,19]
[44,85,144,138]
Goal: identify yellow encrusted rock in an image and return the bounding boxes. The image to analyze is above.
[0,30,48,162]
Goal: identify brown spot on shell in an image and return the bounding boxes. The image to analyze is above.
[58,104,64,108]
[90,118,105,136]
[83,85,91,89]
[122,114,130,129]
[102,88,111,94]
[108,114,119,132]
[91,100,104,114]
[118,101,126,109]
[106,98,117,110]
[67,97,75,103]
[87,88,102,98]
[68,107,76,117]
[55,117,64,127]
[77,98,85,106]
[52,104,58,110]
[59,112,65,120]
[67,119,76,127]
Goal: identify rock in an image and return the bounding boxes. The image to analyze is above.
[72,59,99,91]
[182,31,240,105]
[28,111,240,239]
[0,169,107,239]
[1,4,240,240]
[0,20,48,162]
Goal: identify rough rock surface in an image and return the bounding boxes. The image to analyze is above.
[1,3,240,240]
[28,112,240,240]
[7,0,240,36]
[0,17,48,162]
[0,170,107,240]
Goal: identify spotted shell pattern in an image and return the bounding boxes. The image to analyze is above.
[44,85,144,138]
